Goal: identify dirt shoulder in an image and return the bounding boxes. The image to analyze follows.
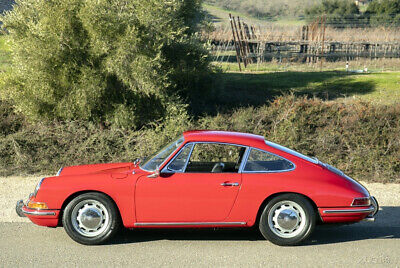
[1,176,399,223]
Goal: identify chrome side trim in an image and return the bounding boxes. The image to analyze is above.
[134,222,247,227]
[322,207,375,214]
[22,207,56,216]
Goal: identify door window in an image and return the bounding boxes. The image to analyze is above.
[243,148,295,172]
[185,143,246,173]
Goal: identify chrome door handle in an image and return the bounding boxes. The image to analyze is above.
[221,182,239,187]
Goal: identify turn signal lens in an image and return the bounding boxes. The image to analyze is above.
[27,201,48,210]
[351,197,371,207]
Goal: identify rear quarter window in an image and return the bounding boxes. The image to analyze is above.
[244,148,295,172]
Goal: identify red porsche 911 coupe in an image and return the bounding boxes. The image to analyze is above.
[16,130,378,246]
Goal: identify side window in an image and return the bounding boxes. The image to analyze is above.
[186,143,246,173]
[244,149,294,172]
[167,143,194,172]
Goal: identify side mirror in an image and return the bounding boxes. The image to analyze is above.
[147,166,160,178]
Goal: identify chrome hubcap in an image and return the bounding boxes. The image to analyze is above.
[268,201,306,238]
[71,200,110,237]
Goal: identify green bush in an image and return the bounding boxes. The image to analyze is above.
[0,95,398,183]
[366,0,400,26]
[0,0,210,129]
[305,0,362,27]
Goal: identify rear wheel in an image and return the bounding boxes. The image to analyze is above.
[259,194,316,246]
[62,192,120,245]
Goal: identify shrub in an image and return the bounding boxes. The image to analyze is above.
[0,95,398,183]
[305,0,362,27]
[0,0,210,129]
[366,0,400,26]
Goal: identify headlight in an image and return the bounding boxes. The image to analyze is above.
[56,167,63,176]
[33,178,45,197]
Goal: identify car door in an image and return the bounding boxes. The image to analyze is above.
[135,142,247,223]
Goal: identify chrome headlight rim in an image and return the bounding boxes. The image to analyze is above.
[56,167,64,176]
[33,178,45,197]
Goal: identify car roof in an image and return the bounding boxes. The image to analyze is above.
[183,130,265,147]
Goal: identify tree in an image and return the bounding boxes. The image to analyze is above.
[305,0,361,27]
[366,0,400,26]
[0,0,210,128]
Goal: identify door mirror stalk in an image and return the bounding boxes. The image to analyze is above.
[147,166,160,178]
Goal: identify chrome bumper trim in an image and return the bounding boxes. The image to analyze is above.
[21,207,56,216]
[134,222,247,227]
[370,196,379,216]
[322,207,375,214]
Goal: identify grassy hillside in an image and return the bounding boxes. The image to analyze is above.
[203,3,305,27]
[204,0,318,23]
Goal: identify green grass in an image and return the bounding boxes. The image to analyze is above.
[203,3,304,27]
[195,66,400,115]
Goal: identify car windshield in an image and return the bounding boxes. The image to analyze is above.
[265,140,318,164]
[141,136,184,171]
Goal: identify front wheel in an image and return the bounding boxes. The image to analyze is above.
[259,194,316,246]
[62,192,120,245]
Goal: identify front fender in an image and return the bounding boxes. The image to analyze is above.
[35,173,138,228]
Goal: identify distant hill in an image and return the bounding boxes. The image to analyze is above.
[205,0,321,20]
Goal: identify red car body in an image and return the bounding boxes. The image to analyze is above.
[17,130,378,244]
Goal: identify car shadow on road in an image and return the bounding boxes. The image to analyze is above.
[306,206,400,246]
[111,206,400,246]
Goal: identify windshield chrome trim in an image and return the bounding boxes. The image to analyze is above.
[140,136,185,172]
[241,148,296,174]
[164,143,195,173]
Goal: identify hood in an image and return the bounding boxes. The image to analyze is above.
[58,162,134,176]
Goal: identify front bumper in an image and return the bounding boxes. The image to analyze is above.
[16,198,60,227]
[319,196,379,223]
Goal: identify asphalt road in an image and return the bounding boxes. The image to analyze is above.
[1,206,399,267]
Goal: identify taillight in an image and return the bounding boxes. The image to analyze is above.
[351,197,371,207]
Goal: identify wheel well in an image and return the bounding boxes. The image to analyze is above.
[255,192,322,227]
[57,190,122,227]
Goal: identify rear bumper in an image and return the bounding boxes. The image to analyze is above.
[319,196,379,223]
[16,199,60,227]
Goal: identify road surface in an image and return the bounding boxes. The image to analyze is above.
[1,210,399,267]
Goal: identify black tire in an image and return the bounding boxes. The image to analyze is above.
[62,192,120,245]
[259,194,316,246]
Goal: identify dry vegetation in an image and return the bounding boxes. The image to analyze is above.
[206,24,400,43]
